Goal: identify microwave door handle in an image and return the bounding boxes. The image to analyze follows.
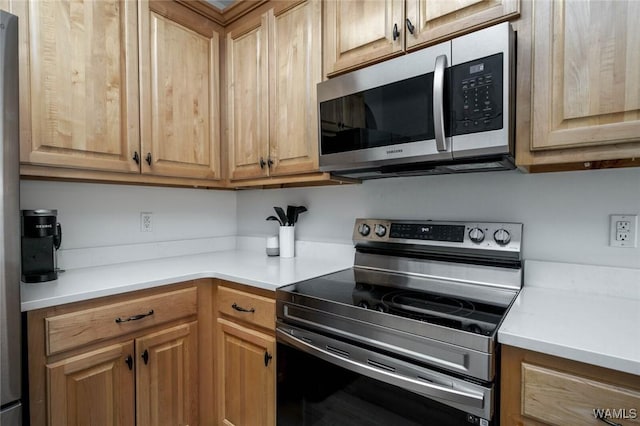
[433,54,448,152]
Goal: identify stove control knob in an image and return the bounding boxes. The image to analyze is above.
[468,227,485,243]
[358,301,369,309]
[374,224,387,237]
[493,229,511,245]
[358,223,371,236]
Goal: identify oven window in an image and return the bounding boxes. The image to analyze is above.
[319,73,435,155]
[277,342,491,426]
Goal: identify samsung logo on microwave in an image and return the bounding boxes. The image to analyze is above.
[386,149,403,155]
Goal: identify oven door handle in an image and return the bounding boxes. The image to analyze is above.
[277,328,485,409]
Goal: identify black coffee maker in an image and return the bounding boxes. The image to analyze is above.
[21,209,62,283]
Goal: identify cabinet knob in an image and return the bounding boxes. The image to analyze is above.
[406,18,415,35]
[259,157,266,169]
[267,158,274,168]
[392,23,400,41]
[142,349,149,365]
[145,153,152,166]
[125,355,133,370]
[264,351,272,367]
[132,151,140,165]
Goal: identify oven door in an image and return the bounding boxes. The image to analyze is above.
[277,323,494,426]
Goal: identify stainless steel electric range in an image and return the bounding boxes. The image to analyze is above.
[276,219,523,426]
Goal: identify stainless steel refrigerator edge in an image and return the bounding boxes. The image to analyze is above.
[0,10,22,426]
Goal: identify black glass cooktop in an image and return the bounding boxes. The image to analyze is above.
[285,269,507,336]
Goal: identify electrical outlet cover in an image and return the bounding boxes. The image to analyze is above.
[610,214,638,248]
[140,212,153,232]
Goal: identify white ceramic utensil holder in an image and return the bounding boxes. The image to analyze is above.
[279,226,295,258]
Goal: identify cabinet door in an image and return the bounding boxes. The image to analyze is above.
[136,322,198,426]
[531,0,640,151]
[139,1,221,180]
[18,0,139,173]
[47,341,135,426]
[323,0,404,76]
[501,345,640,426]
[217,318,276,426]
[227,13,270,180]
[405,0,519,50]
[268,0,321,176]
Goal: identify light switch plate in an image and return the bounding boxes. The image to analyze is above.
[609,214,637,248]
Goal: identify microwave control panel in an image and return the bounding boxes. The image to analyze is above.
[450,53,503,135]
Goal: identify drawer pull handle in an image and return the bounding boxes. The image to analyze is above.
[232,303,255,313]
[115,309,154,323]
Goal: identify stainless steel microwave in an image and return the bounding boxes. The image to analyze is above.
[317,22,515,179]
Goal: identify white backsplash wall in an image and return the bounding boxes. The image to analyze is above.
[236,167,640,269]
[20,181,237,250]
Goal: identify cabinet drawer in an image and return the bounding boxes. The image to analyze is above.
[45,287,197,356]
[522,363,640,425]
[217,285,275,330]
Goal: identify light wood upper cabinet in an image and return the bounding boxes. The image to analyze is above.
[13,0,224,186]
[17,0,140,173]
[136,322,198,426]
[227,12,270,180]
[324,0,519,76]
[323,0,404,76]
[515,0,640,170]
[405,0,519,50]
[530,0,640,151]
[269,1,322,176]
[140,0,221,180]
[227,0,321,181]
[47,342,135,426]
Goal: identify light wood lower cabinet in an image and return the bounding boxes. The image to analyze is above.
[215,281,276,426]
[27,282,201,426]
[501,345,640,425]
[136,322,198,426]
[216,319,276,426]
[47,342,136,426]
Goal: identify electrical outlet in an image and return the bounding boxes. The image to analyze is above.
[609,214,637,248]
[140,212,153,232]
[617,221,631,231]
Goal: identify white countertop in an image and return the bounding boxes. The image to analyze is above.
[499,260,640,376]
[22,243,640,377]
[21,248,353,311]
